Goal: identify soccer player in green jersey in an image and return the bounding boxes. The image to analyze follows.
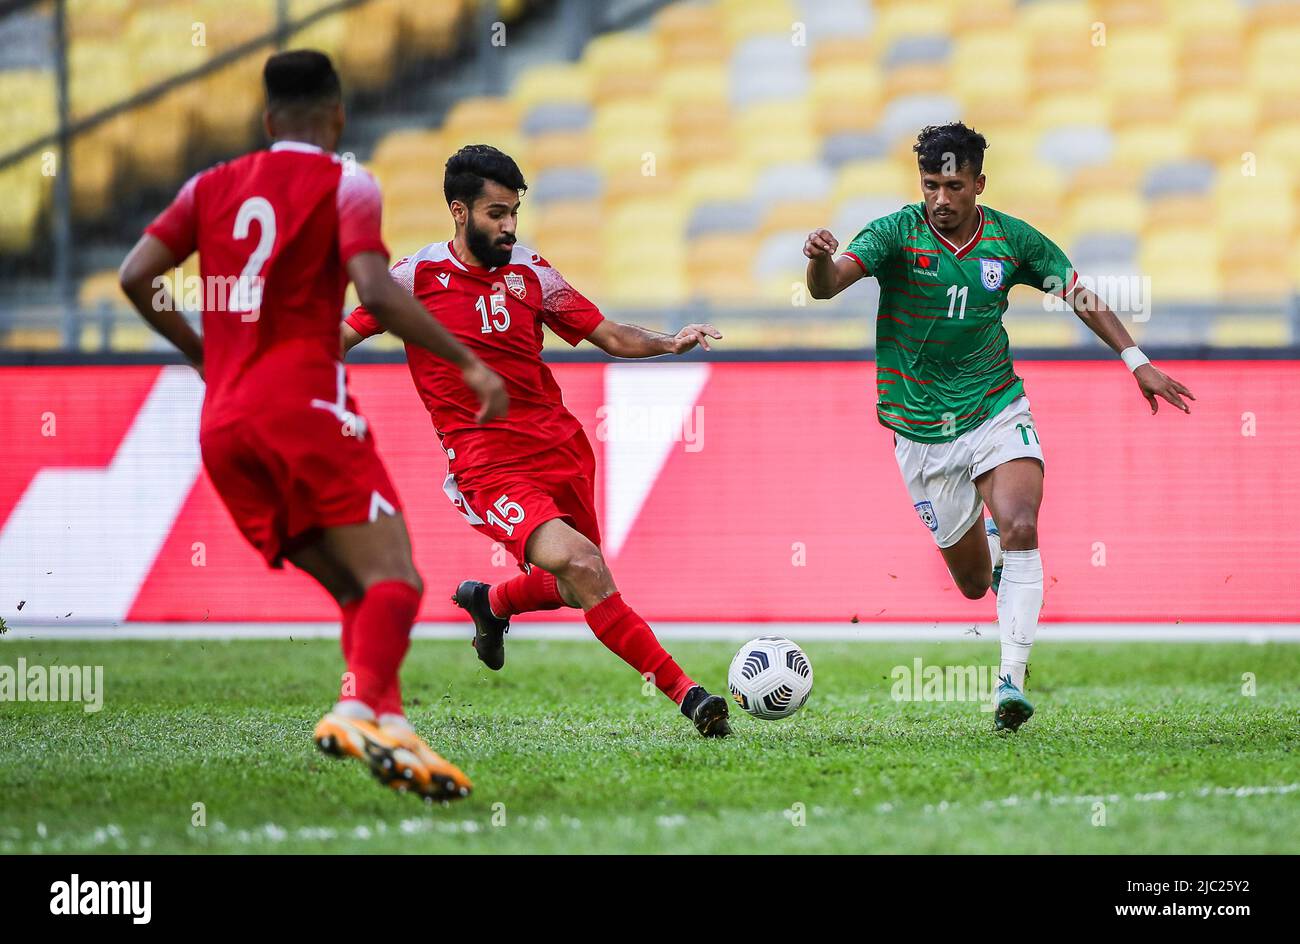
[804,122,1195,731]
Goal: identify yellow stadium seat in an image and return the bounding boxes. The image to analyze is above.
[719,0,797,44]
[1219,237,1295,301]
[688,233,763,303]
[758,201,833,241]
[885,62,950,99]
[654,3,727,66]
[511,63,593,111]
[591,100,671,174]
[1092,0,1165,28]
[443,97,521,138]
[1139,228,1222,302]
[1,70,57,143]
[0,157,47,253]
[529,200,602,245]
[67,0,132,41]
[658,63,729,107]
[870,1,953,55]
[832,159,913,204]
[1180,34,1245,91]
[582,32,661,100]
[951,30,1029,98]
[672,105,739,169]
[1182,91,1257,163]
[1004,318,1077,348]
[1214,166,1294,237]
[1248,27,1300,97]
[680,160,759,205]
[735,102,817,167]
[79,269,130,312]
[338,2,403,93]
[1169,0,1244,38]
[6,328,64,351]
[291,10,346,62]
[1209,315,1290,346]
[70,125,118,221]
[193,57,262,154]
[1030,90,1110,132]
[400,0,466,58]
[603,169,677,204]
[1110,122,1191,172]
[525,130,594,173]
[1063,189,1145,239]
[809,37,873,70]
[1144,194,1210,230]
[372,129,445,171]
[1022,1,1097,94]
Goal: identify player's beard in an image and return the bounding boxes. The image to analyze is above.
[466,218,515,268]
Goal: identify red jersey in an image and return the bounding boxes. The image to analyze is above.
[145,141,388,431]
[346,241,605,472]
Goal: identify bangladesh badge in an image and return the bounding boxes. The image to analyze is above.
[914,500,938,533]
[504,271,527,300]
[980,258,1004,291]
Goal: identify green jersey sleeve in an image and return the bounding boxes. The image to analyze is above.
[1006,215,1078,297]
[843,210,907,276]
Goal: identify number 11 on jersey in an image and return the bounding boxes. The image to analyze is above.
[946,284,967,319]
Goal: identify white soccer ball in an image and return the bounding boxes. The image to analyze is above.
[727,635,813,720]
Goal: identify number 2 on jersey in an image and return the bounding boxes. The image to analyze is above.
[231,196,276,315]
[476,293,510,333]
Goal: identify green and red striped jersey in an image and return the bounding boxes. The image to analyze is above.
[843,202,1077,443]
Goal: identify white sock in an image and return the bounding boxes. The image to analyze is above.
[333,699,375,721]
[997,549,1043,690]
[378,713,411,731]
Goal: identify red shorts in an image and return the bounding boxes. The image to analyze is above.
[201,392,402,566]
[443,430,599,569]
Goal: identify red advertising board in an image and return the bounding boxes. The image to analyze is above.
[1,361,1295,623]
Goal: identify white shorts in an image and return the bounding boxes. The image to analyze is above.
[893,395,1044,548]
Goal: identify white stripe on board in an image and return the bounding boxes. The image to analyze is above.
[3,622,1299,642]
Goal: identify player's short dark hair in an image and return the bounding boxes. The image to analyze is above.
[914,122,989,177]
[443,145,528,208]
[263,49,341,112]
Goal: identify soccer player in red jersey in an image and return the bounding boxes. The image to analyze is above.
[342,145,732,737]
[118,51,509,799]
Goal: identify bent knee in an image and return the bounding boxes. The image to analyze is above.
[557,549,608,587]
[1000,520,1038,550]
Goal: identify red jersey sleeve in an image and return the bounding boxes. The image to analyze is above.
[336,164,389,266]
[144,172,201,260]
[344,255,416,339]
[535,256,604,346]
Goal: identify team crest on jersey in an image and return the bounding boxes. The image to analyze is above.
[980,258,1004,291]
[914,500,938,533]
[504,272,527,300]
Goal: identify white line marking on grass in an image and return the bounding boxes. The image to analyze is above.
[5,622,1300,642]
[5,784,1296,853]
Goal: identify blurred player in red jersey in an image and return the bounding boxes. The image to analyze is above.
[118,51,509,799]
[342,145,732,737]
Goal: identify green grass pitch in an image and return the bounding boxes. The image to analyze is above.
[2,637,1297,854]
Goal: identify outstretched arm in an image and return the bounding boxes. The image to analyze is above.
[1069,285,1195,415]
[586,319,722,358]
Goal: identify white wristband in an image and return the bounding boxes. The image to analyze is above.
[1120,346,1150,372]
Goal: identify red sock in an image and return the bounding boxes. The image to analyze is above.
[348,580,422,711]
[339,598,362,663]
[375,676,403,719]
[584,592,695,704]
[489,568,567,618]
